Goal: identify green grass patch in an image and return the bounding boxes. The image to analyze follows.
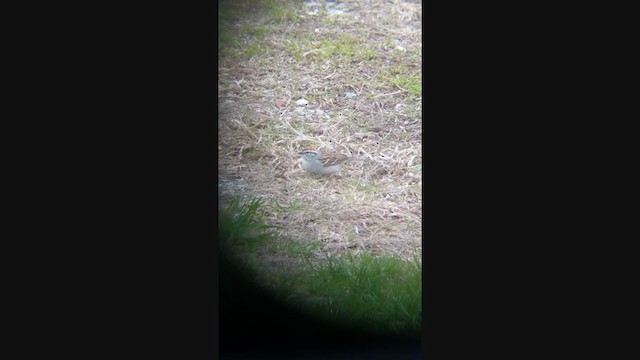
[321,35,375,62]
[219,193,422,337]
[378,66,422,96]
[391,47,422,63]
[391,73,422,95]
[264,0,302,22]
[238,23,269,39]
[278,239,322,258]
[219,0,302,60]
[219,196,279,253]
[219,0,301,24]
[292,35,376,63]
[271,253,422,335]
[270,199,305,212]
[282,35,318,59]
[244,43,269,59]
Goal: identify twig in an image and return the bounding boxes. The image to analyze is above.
[302,48,329,58]
[395,84,408,92]
[374,90,404,98]
[321,69,337,80]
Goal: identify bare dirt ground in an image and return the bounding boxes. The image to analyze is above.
[218,0,422,262]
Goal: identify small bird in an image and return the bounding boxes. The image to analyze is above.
[298,149,351,175]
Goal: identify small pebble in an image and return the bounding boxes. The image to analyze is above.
[296,99,308,106]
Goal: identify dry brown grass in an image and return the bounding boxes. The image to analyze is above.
[218,0,422,262]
